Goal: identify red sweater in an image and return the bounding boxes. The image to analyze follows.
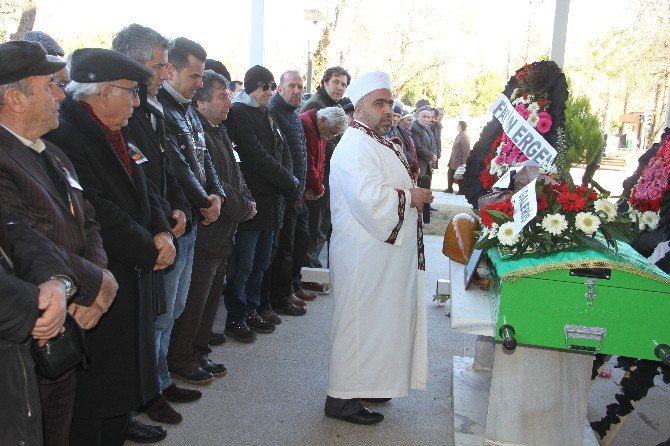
[299,109,326,196]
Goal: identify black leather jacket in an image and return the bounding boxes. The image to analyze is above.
[157,88,225,215]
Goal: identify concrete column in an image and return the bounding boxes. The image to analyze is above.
[665,84,670,129]
[550,0,570,68]
[250,0,265,66]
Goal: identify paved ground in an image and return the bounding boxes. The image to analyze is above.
[128,190,669,446]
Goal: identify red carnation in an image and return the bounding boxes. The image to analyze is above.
[557,192,587,212]
[537,194,548,211]
[480,209,494,228]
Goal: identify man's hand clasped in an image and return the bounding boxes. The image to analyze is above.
[409,187,434,210]
[200,194,222,226]
[153,232,176,271]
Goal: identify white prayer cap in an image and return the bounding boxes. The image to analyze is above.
[347,71,392,106]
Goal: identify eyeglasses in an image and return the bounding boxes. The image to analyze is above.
[108,84,140,99]
[259,82,277,92]
[54,80,70,91]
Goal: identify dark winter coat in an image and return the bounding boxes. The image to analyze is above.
[44,96,171,418]
[268,93,307,200]
[157,88,225,219]
[225,92,297,231]
[412,120,437,175]
[197,111,254,249]
[0,214,76,446]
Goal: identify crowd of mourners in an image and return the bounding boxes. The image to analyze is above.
[0,23,470,446]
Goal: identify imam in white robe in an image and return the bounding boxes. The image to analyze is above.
[327,120,428,399]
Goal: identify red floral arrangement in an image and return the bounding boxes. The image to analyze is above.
[628,134,670,231]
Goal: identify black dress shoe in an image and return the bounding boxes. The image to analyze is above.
[144,395,182,424]
[125,416,167,443]
[162,383,201,403]
[361,398,392,403]
[325,407,384,425]
[170,366,214,385]
[208,332,226,346]
[246,312,276,333]
[225,321,257,343]
[197,357,227,377]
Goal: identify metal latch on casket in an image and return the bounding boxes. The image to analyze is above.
[564,324,606,352]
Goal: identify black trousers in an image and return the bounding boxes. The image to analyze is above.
[304,188,330,268]
[324,396,364,416]
[265,200,309,309]
[168,243,231,372]
[39,370,76,446]
[69,412,130,446]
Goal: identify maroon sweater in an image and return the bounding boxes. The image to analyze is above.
[299,109,326,196]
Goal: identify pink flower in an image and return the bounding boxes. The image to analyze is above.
[536,116,552,134]
[519,108,531,119]
[515,104,526,115]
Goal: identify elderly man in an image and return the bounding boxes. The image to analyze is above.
[412,106,438,177]
[388,106,419,178]
[44,48,176,445]
[112,24,195,441]
[263,69,311,319]
[157,38,225,398]
[170,69,255,378]
[0,40,118,446]
[300,66,350,291]
[224,65,298,342]
[325,72,432,425]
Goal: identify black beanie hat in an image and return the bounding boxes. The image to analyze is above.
[243,65,274,93]
[205,59,231,82]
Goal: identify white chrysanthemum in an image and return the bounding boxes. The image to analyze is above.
[512,98,522,106]
[487,223,499,239]
[511,88,520,99]
[641,211,660,230]
[497,222,519,246]
[528,102,540,113]
[489,162,505,177]
[594,198,616,222]
[527,113,539,127]
[520,96,530,105]
[575,212,600,235]
[541,213,568,236]
[629,210,639,223]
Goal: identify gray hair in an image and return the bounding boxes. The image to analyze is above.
[0,80,32,109]
[193,70,229,104]
[112,24,169,64]
[279,70,302,86]
[65,81,105,101]
[316,106,348,129]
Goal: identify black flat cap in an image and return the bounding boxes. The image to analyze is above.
[0,41,66,85]
[22,31,65,57]
[70,48,152,84]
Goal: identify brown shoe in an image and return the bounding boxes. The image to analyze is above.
[295,288,317,301]
[144,394,183,424]
[274,302,307,316]
[302,282,326,292]
[288,293,306,306]
[258,308,282,325]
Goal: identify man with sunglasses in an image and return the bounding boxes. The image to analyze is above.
[223,65,298,342]
[156,37,226,392]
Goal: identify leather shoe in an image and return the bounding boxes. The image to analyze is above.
[288,293,307,306]
[162,383,201,403]
[258,308,282,325]
[208,331,226,346]
[295,288,317,301]
[125,416,167,443]
[225,321,257,343]
[144,394,182,424]
[361,398,392,403]
[326,407,384,425]
[302,281,326,292]
[170,366,214,385]
[246,312,276,333]
[197,357,227,377]
[274,302,307,316]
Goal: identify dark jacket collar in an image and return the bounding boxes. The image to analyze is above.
[314,87,338,107]
[269,92,297,114]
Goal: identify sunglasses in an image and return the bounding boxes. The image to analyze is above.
[259,82,277,92]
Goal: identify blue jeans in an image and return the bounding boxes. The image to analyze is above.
[225,228,274,323]
[154,228,196,391]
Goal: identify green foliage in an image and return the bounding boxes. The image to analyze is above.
[469,71,503,116]
[564,95,603,165]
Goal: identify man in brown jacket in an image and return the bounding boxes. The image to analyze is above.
[447,120,471,194]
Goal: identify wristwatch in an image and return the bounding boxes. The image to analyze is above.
[49,275,77,300]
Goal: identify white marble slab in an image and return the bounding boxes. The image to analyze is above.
[300,267,330,285]
[449,259,496,337]
[452,355,600,446]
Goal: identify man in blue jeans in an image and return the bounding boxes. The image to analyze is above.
[150,37,225,424]
[224,65,298,342]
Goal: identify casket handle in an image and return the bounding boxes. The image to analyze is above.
[654,344,670,366]
[499,324,517,351]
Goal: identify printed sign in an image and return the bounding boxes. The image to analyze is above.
[511,178,537,235]
[488,94,558,165]
[492,166,523,189]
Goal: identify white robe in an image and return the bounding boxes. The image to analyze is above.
[327,123,428,399]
